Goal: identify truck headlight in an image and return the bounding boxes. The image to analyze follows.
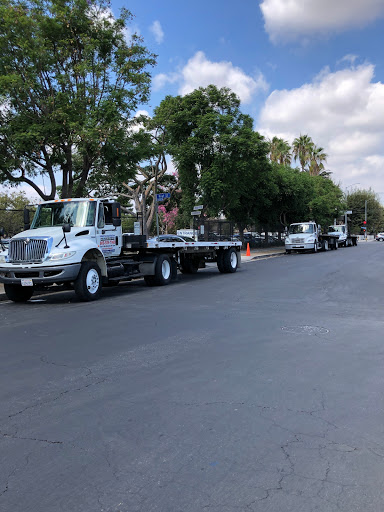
[307,238,315,243]
[48,251,76,261]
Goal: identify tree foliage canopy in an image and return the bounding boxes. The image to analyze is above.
[346,189,384,233]
[153,85,271,227]
[0,0,156,199]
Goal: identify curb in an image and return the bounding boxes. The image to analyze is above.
[250,251,285,260]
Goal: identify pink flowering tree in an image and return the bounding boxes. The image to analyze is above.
[158,203,179,234]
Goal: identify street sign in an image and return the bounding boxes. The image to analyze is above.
[193,205,203,210]
[177,229,194,238]
[134,222,141,235]
[345,210,352,214]
[191,211,201,216]
[156,193,171,202]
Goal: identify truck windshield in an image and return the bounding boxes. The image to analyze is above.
[329,226,345,233]
[289,224,314,234]
[31,201,97,229]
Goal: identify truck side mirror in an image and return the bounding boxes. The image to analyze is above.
[111,202,121,227]
[63,223,71,233]
[24,208,30,230]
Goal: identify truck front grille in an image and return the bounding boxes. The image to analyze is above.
[291,237,304,243]
[8,238,48,263]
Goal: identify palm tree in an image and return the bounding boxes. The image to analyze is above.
[268,137,292,166]
[309,145,328,176]
[292,134,313,172]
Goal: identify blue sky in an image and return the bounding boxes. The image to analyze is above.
[111,0,384,199]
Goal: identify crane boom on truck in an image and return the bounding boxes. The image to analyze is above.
[0,198,241,303]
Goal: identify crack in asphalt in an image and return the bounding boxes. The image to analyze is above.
[5,377,107,421]
[40,355,93,377]
[0,430,62,445]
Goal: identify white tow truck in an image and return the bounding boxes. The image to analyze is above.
[0,198,241,302]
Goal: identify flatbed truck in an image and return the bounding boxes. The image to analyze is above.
[0,198,241,302]
[285,221,353,254]
[327,224,358,247]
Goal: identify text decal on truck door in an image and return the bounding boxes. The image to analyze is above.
[100,235,116,254]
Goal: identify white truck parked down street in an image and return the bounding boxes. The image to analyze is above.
[0,198,241,302]
[327,224,357,247]
[285,221,358,254]
[285,221,339,254]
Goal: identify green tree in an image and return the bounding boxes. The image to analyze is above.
[308,176,345,228]
[0,190,30,236]
[309,146,329,176]
[292,134,314,172]
[0,0,156,200]
[153,85,271,229]
[268,137,291,166]
[346,189,384,234]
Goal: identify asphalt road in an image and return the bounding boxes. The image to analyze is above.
[1,243,384,512]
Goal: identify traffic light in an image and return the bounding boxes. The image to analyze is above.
[363,220,367,225]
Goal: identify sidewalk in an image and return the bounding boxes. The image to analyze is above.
[0,246,286,301]
[241,246,286,262]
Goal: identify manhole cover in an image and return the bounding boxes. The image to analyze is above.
[281,325,329,335]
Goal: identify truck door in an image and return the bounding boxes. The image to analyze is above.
[96,203,121,257]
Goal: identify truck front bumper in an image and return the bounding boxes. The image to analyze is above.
[285,243,314,251]
[0,263,81,286]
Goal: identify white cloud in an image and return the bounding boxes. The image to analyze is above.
[153,72,179,91]
[257,62,384,192]
[150,20,164,44]
[153,51,268,104]
[260,0,384,42]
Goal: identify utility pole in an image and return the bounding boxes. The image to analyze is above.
[365,200,368,241]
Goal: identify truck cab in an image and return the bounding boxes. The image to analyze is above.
[0,198,122,301]
[285,222,320,253]
[328,225,347,246]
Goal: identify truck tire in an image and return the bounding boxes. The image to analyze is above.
[334,241,338,250]
[312,243,318,253]
[74,261,102,301]
[217,250,225,273]
[285,249,291,254]
[4,284,34,303]
[222,248,238,273]
[152,254,172,286]
[323,240,329,251]
[180,256,199,274]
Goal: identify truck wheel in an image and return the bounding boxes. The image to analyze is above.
[312,243,318,253]
[153,254,172,286]
[334,241,338,250]
[222,248,238,273]
[180,256,199,274]
[217,250,225,273]
[285,249,291,254]
[323,240,329,251]
[4,284,34,303]
[74,261,102,301]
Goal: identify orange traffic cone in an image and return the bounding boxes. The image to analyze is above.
[246,243,251,256]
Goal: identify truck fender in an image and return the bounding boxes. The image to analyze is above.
[81,249,107,277]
